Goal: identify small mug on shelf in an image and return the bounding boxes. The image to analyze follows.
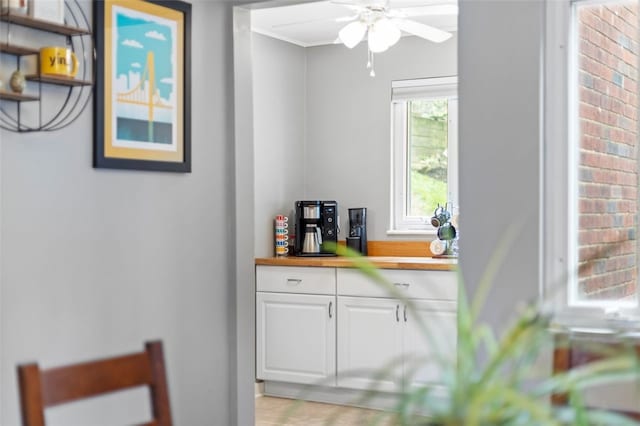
[39,46,79,78]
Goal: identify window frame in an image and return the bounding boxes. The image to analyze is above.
[544,0,640,327]
[389,76,458,235]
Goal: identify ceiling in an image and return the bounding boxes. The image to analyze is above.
[251,0,458,47]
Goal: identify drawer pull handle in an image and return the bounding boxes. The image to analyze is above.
[393,282,410,288]
[396,304,400,322]
[329,301,333,319]
[286,278,302,286]
[404,305,408,322]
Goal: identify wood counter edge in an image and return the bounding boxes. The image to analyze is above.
[255,257,457,271]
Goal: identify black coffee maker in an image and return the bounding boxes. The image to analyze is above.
[294,201,339,256]
[346,207,367,255]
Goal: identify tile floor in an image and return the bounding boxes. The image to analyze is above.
[255,396,399,426]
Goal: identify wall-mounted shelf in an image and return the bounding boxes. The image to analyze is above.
[0,42,39,56]
[0,90,38,102]
[0,1,93,132]
[26,74,92,87]
[0,13,90,36]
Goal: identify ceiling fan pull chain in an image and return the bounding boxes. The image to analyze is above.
[367,48,375,77]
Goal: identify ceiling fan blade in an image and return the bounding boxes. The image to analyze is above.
[394,19,452,43]
[271,15,352,29]
[331,0,387,7]
[393,4,458,17]
[336,14,359,23]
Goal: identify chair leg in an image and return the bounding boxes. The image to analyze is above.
[146,341,173,426]
[17,363,46,426]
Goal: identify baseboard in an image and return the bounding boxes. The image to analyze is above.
[255,381,265,398]
[263,381,398,411]
[262,381,447,414]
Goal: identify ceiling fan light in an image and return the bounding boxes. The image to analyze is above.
[374,18,401,47]
[338,21,367,49]
[367,27,390,53]
[367,20,394,53]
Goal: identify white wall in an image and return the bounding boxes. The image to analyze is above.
[252,33,306,257]
[0,1,239,424]
[458,0,542,328]
[251,34,457,242]
[305,35,457,239]
[232,6,257,425]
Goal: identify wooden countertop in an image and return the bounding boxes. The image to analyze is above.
[255,256,457,271]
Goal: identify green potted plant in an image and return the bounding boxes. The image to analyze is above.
[276,242,640,426]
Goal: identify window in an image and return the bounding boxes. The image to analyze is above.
[390,77,458,233]
[545,0,639,322]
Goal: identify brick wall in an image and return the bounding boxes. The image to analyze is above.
[577,3,638,301]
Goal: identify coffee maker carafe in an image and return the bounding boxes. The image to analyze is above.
[294,201,338,256]
[302,224,322,254]
[346,207,367,255]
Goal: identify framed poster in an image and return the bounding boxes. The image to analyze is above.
[94,0,191,172]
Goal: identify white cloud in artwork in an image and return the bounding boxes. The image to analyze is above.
[122,39,143,49]
[145,30,166,41]
[160,78,173,84]
[131,62,141,69]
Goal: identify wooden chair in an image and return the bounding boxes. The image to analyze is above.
[17,340,172,426]
[552,333,640,421]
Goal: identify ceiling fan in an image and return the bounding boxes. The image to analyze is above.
[334,1,455,49]
[333,0,456,76]
[268,0,456,76]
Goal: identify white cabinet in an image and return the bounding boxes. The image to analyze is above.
[256,266,336,385]
[336,269,457,391]
[257,266,336,295]
[403,299,457,389]
[337,268,457,300]
[337,296,403,391]
[255,264,457,393]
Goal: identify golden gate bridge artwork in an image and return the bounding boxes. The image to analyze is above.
[116,51,174,144]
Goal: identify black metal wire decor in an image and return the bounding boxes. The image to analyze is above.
[0,0,93,133]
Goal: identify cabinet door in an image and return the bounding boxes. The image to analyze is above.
[403,300,457,389]
[256,292,336,385]
[337,296,403,391]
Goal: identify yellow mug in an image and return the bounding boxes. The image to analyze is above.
[40,47,79,78]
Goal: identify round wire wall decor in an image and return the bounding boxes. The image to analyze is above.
[0,0,93,133]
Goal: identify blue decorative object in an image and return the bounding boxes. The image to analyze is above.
[430,202,458,257]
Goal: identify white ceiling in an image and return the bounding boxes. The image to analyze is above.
[251,0,458,47]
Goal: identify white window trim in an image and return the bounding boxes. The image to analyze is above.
[543,0,640,328]
[389,76,458,235]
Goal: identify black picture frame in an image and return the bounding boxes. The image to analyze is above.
[94,0,191,172]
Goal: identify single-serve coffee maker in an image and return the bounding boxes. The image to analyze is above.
[294,201,338,256]
[346,207,367,255]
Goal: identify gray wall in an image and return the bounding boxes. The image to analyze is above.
[458,0,541,328]
[251,35,457,242]
[252,33,306,257]
[0,1,238,424]
[305,36,457,240]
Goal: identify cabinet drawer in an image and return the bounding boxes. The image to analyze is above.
[256,266,336,295]
[337,268,457,300]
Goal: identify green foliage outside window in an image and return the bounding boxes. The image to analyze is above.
[408,99,449,217]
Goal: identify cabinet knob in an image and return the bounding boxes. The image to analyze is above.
[396,304,400,322]
[393,282,410,289]
[329,301,333,318]
[286,278,302,286]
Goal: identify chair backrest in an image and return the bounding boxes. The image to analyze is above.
[17,340,172,426]
[552,333,640,421]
